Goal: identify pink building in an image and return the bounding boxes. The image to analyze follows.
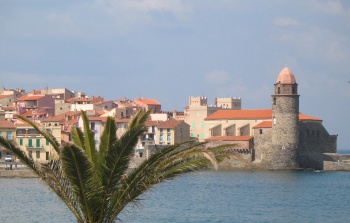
[134,98,161,113]
[16,94,55,118]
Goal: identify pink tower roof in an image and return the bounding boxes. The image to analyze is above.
[276,67,296,84]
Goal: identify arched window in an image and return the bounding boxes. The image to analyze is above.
[277,87,281,94]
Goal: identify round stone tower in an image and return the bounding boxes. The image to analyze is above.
[271,66,299,169]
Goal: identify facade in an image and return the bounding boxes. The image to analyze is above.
[16,94,55,118]
[206,67,337,170]
[15,122,61,162]
[0,120,16,160]
[184,96,241,142]
[134,98,161,113]
[155,120,190,145]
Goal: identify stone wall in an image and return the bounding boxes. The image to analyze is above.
[253,127,272,164]
[298,121,337,169]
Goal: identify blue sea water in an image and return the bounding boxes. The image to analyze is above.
[1,170,350,223]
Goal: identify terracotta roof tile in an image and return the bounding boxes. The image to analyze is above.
[206,109,321,121]
[145,120,162,126]
[0,95,11,99]
[299,113,322,121]
[0,120,16,128]
[17,95,45,101]
[205,136,253,141]
[253,121,272,129]
[115,118,131,123]
[205,109,272,120]
[134,98,160,105]
[158,120,183,129]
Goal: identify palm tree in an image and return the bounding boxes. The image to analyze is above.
[0,109,232,223]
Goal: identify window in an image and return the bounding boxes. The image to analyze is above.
[201,122,205,128]
[277,87,281,94]
[159,134,163,141]
[29,151,32,159]
[273,97,276,105]
[46,152,49,160]
[91,122,95,130]
[167,133,171,141]
[167,128,170,133]
[259,129,263,134]
[28,139,33,147]
[36,151,40,159]
[192,122,196,128]
[36,139,40,148]
[0,131,2,137]
[201,133,205,139]
[6,132,12,140]
[46,139,49,146]
[20,138,23,146]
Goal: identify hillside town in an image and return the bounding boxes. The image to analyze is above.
[0,85,243,162]
[0,67,346,170]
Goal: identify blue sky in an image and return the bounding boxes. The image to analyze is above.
[1,0,349,149]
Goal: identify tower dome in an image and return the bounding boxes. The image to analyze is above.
[276,67,296,84]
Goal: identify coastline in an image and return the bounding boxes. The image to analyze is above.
[0,168,37,178]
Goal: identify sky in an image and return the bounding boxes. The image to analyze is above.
[1,0,349,149]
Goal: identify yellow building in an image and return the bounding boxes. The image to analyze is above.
[0,120,16,160]
[155,120,190,145]
[15,121,61,162]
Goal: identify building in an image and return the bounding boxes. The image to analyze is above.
[134,98,161,113]
[184,96,241,142]
[205,67,338,170]
[155,120,190,145]
[15,121,61,162]
[0,120,16,160]
[16,94,55,118]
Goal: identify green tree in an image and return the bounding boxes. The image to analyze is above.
[0,109,231,223]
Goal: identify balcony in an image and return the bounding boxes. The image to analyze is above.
[16,134,41,138]
[26,144,44,149]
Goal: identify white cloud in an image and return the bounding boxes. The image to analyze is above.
[274,17,299,27]
[204,70,232,85]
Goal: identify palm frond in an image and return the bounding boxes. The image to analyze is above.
[40,160,85,222]
[71,126,85,149]
[80,111,97,164]
[99,116,117,161]
[108,142,232,220]
[61,144,102,223]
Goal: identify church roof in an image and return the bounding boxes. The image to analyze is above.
[205,136,253,141]
[205,109,322,121]
[276,67,296,84]
[205,109,272,120]
[253,121,272,128]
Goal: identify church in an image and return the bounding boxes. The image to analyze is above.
[204,67,338,170]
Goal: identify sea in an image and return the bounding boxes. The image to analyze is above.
[1,169,350,223]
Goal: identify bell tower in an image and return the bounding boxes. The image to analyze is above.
[271,66,299,169]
